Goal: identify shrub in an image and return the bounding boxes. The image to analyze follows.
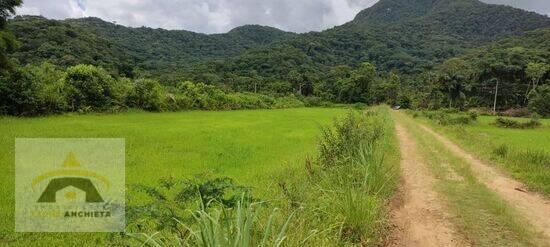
[469,107,493,116]
[127,177,253,236]
[0,68,43,116]
[274,95,305,109]
[303,96,323,107]
[227,93,276,110]
[318,112,380,168]
[501,108,531,118]
[26,62,68,114]
[494,117,541,129]
[447,116,473,125]
[421,110,437,119]
[312,109,395,245]
[468,111,478,121]
[441,108,460,114]
[352,102,367,109]
[528,84,550,117]
[127,79,166,111]
[428,111,474,126]
[64,65,119,111]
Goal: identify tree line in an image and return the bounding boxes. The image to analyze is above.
[1,1,549,117]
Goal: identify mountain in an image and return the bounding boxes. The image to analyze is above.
[7,0,550,83]
[8,16,134,76]
[192,0,549,82]
[9,16,294,78]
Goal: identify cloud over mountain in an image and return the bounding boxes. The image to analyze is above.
[15,0,550,33]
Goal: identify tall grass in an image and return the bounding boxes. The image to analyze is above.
[186,198,293,247]
[129,196,294,246]
[275,106,399,246]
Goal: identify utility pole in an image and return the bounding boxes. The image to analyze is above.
[493,79,499,115]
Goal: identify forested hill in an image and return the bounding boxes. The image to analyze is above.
[65,17,295,66]
[188,0,549,84]
[424,28,550,109]
[8,0,550,82]
[350,0,550,42]
[8,16,295,78]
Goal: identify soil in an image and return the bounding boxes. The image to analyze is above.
[418,123,550,243]
[388,123,469,247]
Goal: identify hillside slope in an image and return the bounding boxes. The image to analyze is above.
[8,0,550,83]
[217,0,550,77]
[9,16,295,78]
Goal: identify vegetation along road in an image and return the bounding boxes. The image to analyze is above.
[390,110,550,246]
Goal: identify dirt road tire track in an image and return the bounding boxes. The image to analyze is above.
[389,122,468,247]
[417,123,550,242]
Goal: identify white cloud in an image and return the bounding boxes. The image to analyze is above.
[14,0,550,34]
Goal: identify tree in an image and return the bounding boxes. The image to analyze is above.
[0,68,43,115]
[528,84,550,117]
[64,65,118,111]
[127,79,166,111]
[338,62,376,103]
[438,58,475,109]
[287,70,303,95]
[26,62,68,113]
[525,62,548,98]
[370,72,400,105]
[0,0,22,73]
[482,49,520,113]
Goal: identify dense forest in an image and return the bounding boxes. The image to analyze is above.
[1,0,549,116]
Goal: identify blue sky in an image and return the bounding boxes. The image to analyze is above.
[16,0,550,34]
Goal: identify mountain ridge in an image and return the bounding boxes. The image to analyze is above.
[7,0,550,82]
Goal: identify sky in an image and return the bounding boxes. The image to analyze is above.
[15,0,550,34]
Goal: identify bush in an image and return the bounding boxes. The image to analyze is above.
[303,96,323,107]
[127,79,166,111]
[64,65,119,111]
[424,111,475,126]
[318,112,380,168]
[26,63,68,114]
[501,108,531,118]
[0,68,43,116]
[274,95,305,108]
[494,117,541,129]
[441,108,460,114]
[528,85,550,117]
[468,111,478,121]
[308,108,396,244]
[469,107,493,116]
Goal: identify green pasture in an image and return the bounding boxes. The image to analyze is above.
[0,107,347,245]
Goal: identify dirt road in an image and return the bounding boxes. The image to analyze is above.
[389,123,468,247]
[418,123,550,242]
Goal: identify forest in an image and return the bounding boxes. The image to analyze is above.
[1,0,549,116]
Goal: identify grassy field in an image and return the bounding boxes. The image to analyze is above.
[412,113,550,196]
[0,108,348,246]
